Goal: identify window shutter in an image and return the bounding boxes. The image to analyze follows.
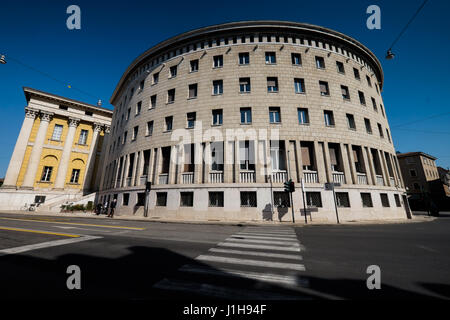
[301,146,311,166]
[329,146,338,165]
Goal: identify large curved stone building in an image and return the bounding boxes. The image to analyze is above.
[98,21,410,222]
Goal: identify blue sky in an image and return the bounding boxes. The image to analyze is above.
[0,0,449,177]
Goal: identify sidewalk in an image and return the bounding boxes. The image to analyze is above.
[0,209,436,227]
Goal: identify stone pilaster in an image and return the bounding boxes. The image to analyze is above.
[82,123,102,191]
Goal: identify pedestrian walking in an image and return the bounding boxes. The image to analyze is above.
[103,200,109,215]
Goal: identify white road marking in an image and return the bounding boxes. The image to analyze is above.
[153,278,306,300]
[237,232,298,238]
[179,264,299,286]
[231,234,299,241]
[209,247,302,260]
[0,235,102,256]
[196,255,305,271]
[217,242,301,252]
[226,237,300,246]
[239,230,296,235]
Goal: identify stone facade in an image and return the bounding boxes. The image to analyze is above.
[98,21,410,222]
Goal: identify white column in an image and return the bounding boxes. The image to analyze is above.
[21,111,53,189]
[3,108,38,188]
[82,123,102,191]
[53,117,80,189]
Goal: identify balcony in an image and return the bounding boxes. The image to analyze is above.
[376,175,384,186]
[303,170,318,183]
[209,171,223,183]
[332,171,346,184]
[239,170,255,183]
[182,172,194,184]
[115,178,121,188]
[271,170,288,183]
[125,177,132,187]
[389,177,395,187]
[159,173,169,185]
[357,172,368,185]
[139,175,148,186]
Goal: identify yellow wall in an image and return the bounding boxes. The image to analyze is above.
[15,115,106,191]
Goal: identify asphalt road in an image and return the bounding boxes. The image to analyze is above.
[0,211,449,301]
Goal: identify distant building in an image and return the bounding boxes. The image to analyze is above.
[0,87,112,211]
[397,152,449,210]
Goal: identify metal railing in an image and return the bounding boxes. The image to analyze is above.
[159,173,169,185]
[376,175,384,186]
[139,175,147,186]
[332,171,346,184]
[182,172,194,184]
[389,177,395,186]
[126,177,132,187]
[357,172,368,185]
[271,170,287,183]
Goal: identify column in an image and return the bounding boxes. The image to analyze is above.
[224,140,234,183]
[137,151,146,186]
[82,123,102,191]
[322,142,333,183]
[168,145,178,184]
[131,151,139,186]
[234,140,240,183]
[389,153,400,188]
[53,117,80,190]
[295,141,303,183]
[121,154,129,187]
[21,111,54,189]
[148,149,156,184]
[255,140,265,183]
[378,149,389,186]
[365,147,377,186]
[96,125,110,191]
[204,142,211,183]
[340,143,353,185]
[346,144,358,185]
[286,140,298,183]
[3,108,38,188]
[394,156,404,188]
[314,141,327,183]
[194,143,203,184]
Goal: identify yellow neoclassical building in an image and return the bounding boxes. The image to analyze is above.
[0,87,112,211]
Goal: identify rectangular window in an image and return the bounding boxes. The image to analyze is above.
[291,53,302,66]
[169,65,177,78]
[136,193,146,206]
[378,123,384,138]
[386,129,391,143]
[410,169,417,177]
[294,78,305,93]
[153,72,159,85]
[319,81,330,96]
[364,118,372,134]
[187,112,196,128]
[70,169,80,184]
[167,89,176,103]
[366,75,372,87]
[353,68,360,80]
[324,110,335,127]
[180,192,194,207]
[213,55,223,68]
[213,80,223,95]
[267,77,278,92]
[273,191,290,207]
[139,80,145,91]
[315,56,325,69]
[41,166,53,182]
[146,121,154,136]
[212,109,223,126]
[240,107,252,124]
[136,101,142,115]
[51,124,63,141]
[358,91,366,105]
[306,192,322,207]
[265,52,276,64]
[394,194,401,207]
[209,192,224,207]
[156,192,167,206]
[269,107,281,123]
[239,52,250,65]
[126,108,131,120]
[123,193,130,206]
[341,85,350,100]
[380,193,390,207]
[240,191,257,207]
[371,97,378,112]
[346,114,356,130]
[190,59,199,72]
[123,131,128,144]
[188,83,198,99]
[361,193,373,207]
[239,140,255,170]
[165,116,173,132]
[150,95,157,109]
[336,192,350,207]
[78,129,88,145]
[239,77,251,93]
[336,61,345,74]
[132,126,138,140]
[298,108,309,125]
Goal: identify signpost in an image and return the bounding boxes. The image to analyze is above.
[144,181,152,217]
[325,182,341,224]
[301,178,308,224]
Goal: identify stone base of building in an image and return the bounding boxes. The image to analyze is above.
[0,188,96,212]
[97,185,411,223]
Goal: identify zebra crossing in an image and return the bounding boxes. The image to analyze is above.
[153,226,309,300]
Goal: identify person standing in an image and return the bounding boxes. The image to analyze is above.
[108,199,117,218]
